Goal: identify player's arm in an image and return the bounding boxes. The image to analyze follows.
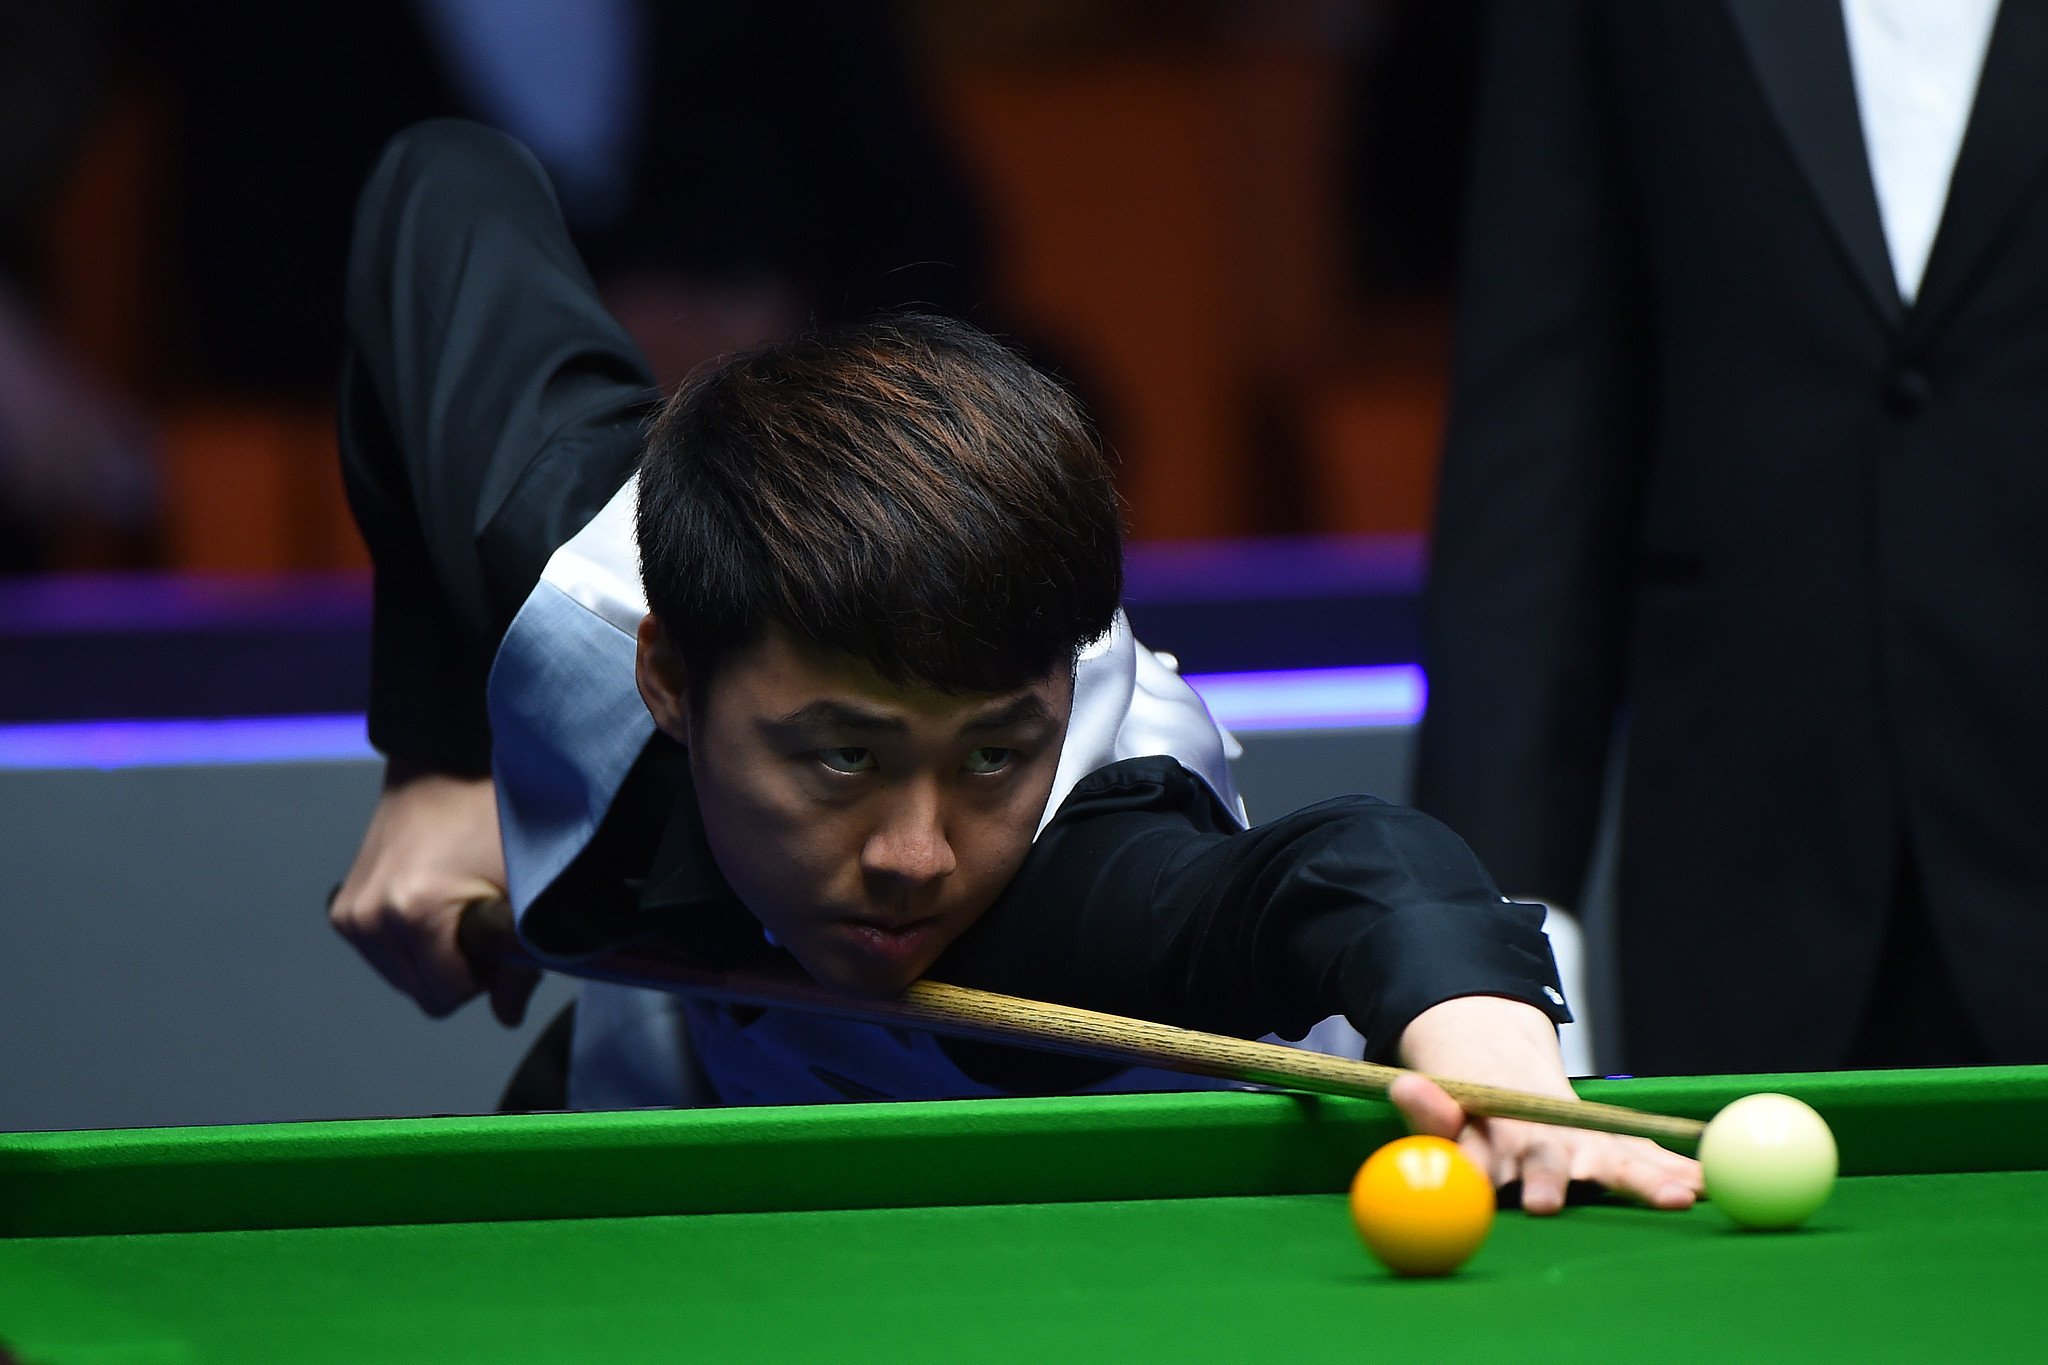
[934,757,1698,1210]
[331,119,656,1022]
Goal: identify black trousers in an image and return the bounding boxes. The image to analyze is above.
[1845,856,1989,1070]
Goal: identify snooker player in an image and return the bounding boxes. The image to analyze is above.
[329,121,1699,1214]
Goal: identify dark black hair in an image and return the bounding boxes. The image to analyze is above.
[634,314,1123,699]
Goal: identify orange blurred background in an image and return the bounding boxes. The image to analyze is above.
[15,0,1469,574]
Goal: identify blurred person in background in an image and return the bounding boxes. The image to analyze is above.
[3,0,989,570]
[0,1,157,570]
[1417,0,2048,1075]
[176,0,989,398]
[0,284,157,571]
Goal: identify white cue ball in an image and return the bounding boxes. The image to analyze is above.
[1698,1092,1838,1230]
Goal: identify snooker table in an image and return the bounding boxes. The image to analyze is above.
[2,1066,2044,1363]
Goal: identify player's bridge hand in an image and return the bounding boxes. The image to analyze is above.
[1389,1072,1701,1215]
[1393,994,1702,1216]
[328,766,540,1027]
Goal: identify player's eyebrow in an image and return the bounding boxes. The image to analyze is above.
[959,694,1054,735]
[767,693,1053,739]
[769,700,908,734]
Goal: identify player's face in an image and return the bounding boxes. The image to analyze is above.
[636,618,1072,996]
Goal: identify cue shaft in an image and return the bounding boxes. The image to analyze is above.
[457,899,1705,1144]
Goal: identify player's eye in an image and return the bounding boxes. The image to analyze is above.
[817,747,876,774]
[963,746,1014,775]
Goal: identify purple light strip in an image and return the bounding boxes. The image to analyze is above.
[1124,533,1426,604]
[0,571,371,636]
[1184,664,1427,731]
[0,665,1430,769]
[0,714,377,771]
[0,540,1424,635]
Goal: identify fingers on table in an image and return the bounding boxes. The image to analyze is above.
[1593,1138,1703,1210]
[1544,1130,1702,1210]
[1441,1117,1703,1215]
[1509,1128,1575,1214]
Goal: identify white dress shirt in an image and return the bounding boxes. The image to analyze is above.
[1841,0,2003,304]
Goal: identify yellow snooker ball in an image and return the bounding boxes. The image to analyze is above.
[1349,1135,1495,1276]
[1698,1093,1838,1230]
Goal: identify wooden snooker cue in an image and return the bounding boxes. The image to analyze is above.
[456,899,1706,1145]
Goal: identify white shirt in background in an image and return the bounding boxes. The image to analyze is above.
[1840,0,2002,305]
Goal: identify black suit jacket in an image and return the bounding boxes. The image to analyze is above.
[1416,0,2048,1072]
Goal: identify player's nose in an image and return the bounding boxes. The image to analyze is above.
[860,781,957,886]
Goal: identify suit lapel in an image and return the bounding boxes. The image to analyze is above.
[1724,0,1903,327]
[1909,0,2048,340]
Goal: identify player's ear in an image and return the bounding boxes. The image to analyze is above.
[635,613,693,746]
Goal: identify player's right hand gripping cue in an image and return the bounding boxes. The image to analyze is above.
[328,764,540,1027]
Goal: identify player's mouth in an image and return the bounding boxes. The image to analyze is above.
[835,914,943,968]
